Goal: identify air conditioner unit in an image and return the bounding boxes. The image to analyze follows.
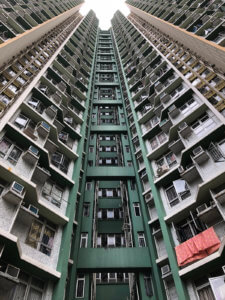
[178,122,188,131]
[196,203,208,214]
[11,181,24,195]
[28,204,39,215]
[157,165,169,176]
[145,192,153,203]
[28,145,39,156]
[161,265,170,276]
[6,264,20,278]
[178,166,184,173]
[168,105,176,112]
[193,146,203,156]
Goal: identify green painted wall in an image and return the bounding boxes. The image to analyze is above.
[96,284,129,300]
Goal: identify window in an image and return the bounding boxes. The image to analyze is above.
[131,180,136,190]
[86,181,92,190]
[127,161,132,166]
[97,234,125,247]
[26,218,56,256]
[175,213,206,243]
[14,114,29,129]
[150,132,167,150]
[80,233,88,248]
[97,208,123,220]
[191,113,216,137]
[156,152,177,169]
[76,275,85,298]
[194,276,216,300]
[144,274,153,297]
[88,160,93,166]
[133,203,141,216]
[106,189,113,197]
[165,180,191,207]
[125,146,130,153]
[89,146,94,153]
[138,232,146,247]
[0,138,22,165]
[107,209,114,219]
[51,152,70,174]
[180,98,198,115]
[209,140,225,162]
[95,272,129,284]
[151,115,159,126]
[42,181,63,207]
[83,203,90,217]
[98,188,120,198]
[107,234,115,247]
[10,271,45,300]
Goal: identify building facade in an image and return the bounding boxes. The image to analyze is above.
[0,1,225,300]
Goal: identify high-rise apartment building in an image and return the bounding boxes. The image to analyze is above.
[0,1,225,300]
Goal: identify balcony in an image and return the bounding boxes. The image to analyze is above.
[2,181,25,205]
[32,165,51,184]
[22,146,39,165]
[159,118,172,133]
[45,105,57,119]
[36,121,50,138]
[168,105,179,119]
[179,164,201,183]
[160,92,171,104]
[178,122,192,139]
[215,189,225,205]
[192,146,209,165]
[196,202,220,225]
[168,139,185,154]
[175,227,222,268]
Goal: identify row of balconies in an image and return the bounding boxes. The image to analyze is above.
[0,0,82,44]
[127,13,225,115]
[0,12,86,118]
[127,0,225,46]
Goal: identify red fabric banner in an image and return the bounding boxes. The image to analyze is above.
[175,227,221,267]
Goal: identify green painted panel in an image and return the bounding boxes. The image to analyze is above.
[77,247,151,271]
[87,167,135,178]
[91,125,127,132]
[98,198,122,208]
[98,220,123,233]
[96,284,129,300]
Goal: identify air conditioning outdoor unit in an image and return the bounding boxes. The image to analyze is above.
[28,205,39,215]
[11,181,24,195]
[157,165,169,176]
[179,122,188,131]
[193,146,203,156]
[6,264,20,278]
[28,145,39,156]
[161,265,170,276]
[145,192,153,203]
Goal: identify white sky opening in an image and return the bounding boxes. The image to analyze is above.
[80,0,130,29]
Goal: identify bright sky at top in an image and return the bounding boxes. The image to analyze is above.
[80,0,130,30]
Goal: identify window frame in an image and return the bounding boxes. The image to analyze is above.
[76,275,85,298]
